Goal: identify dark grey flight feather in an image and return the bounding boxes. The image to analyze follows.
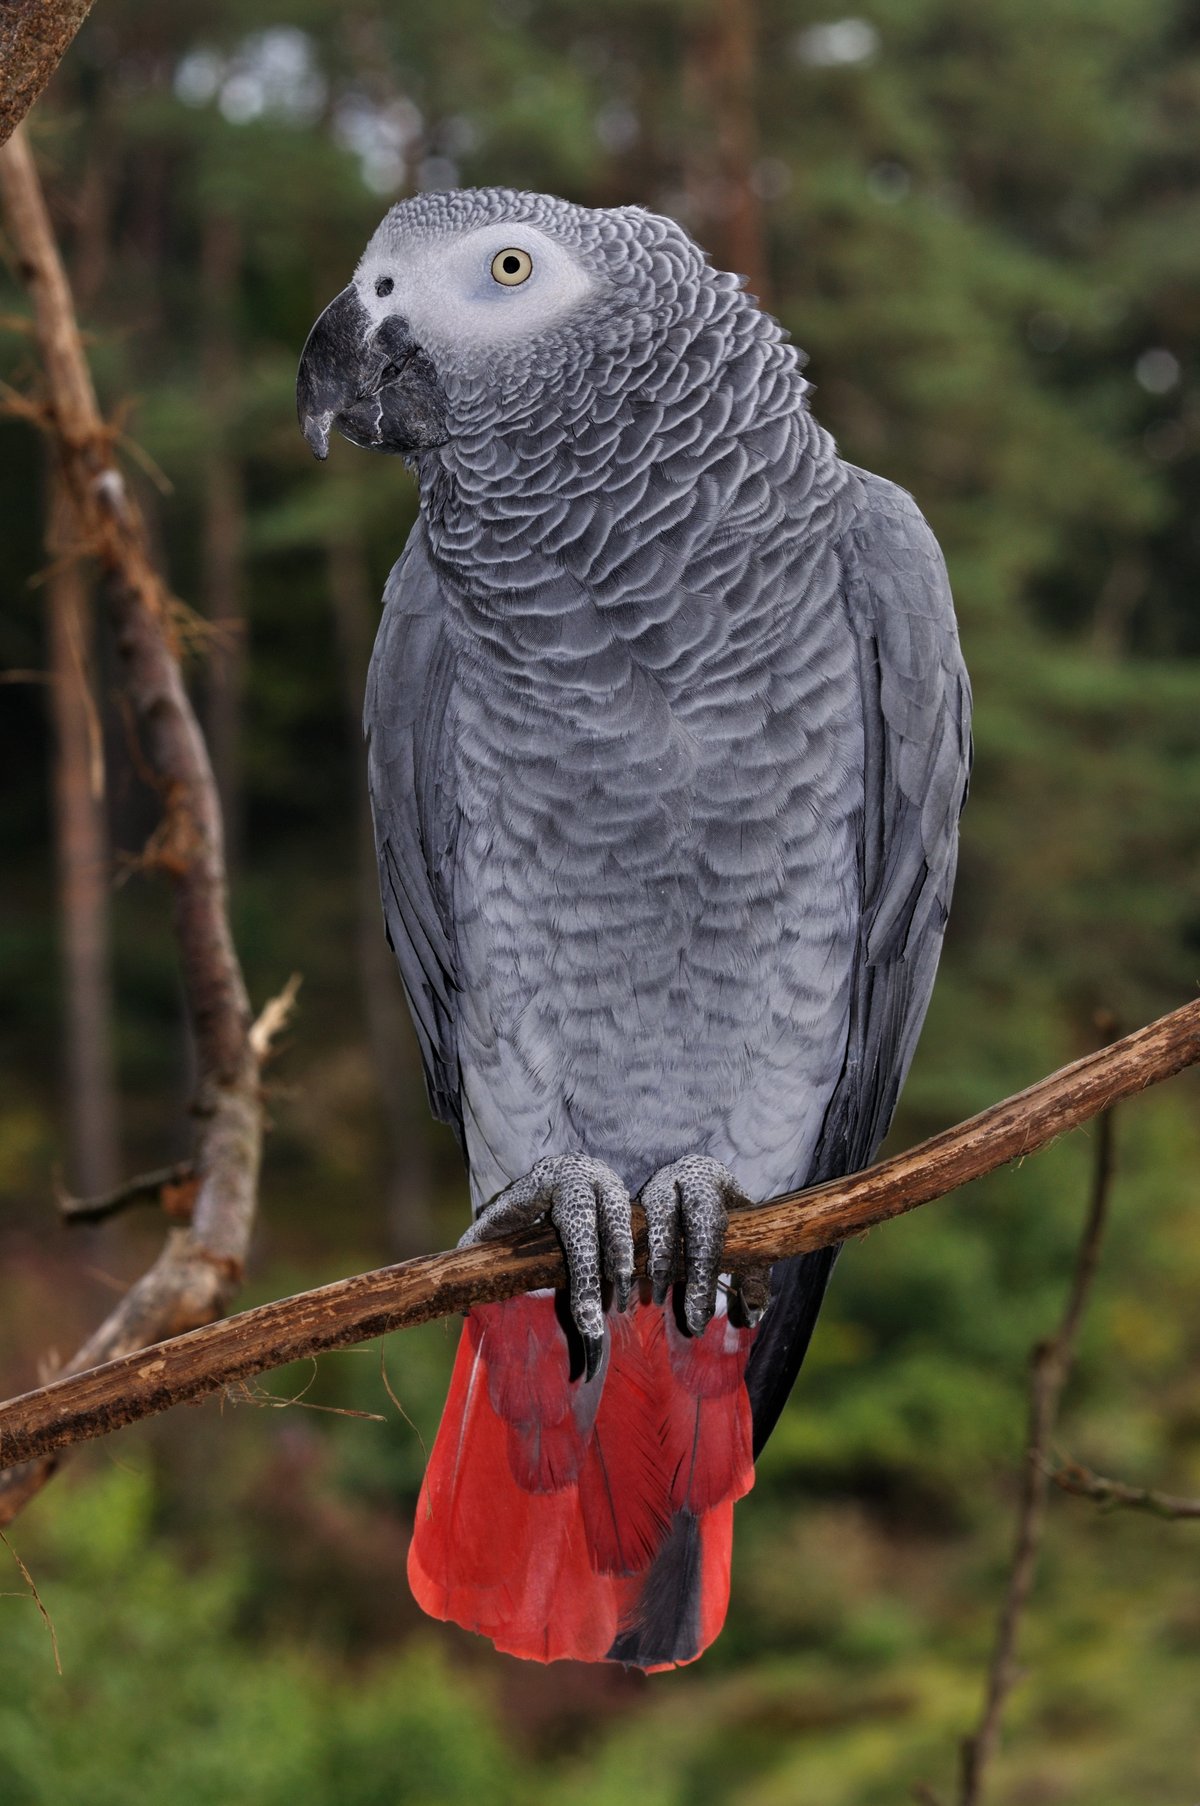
[349,187,970,1452]
[607,1510,703,1667]
[364,540,462,1142]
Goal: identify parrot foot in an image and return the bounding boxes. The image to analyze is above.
[638,1156,767,1336]
[459,1154,633,1381]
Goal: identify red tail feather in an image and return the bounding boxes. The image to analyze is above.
[578,1311,675,1575]
[407,1291,757,1667]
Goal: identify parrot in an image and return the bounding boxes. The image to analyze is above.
[296,188,971,1670]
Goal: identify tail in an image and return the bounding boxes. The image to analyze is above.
[407,1292,757,1668]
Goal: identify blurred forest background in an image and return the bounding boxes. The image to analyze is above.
[3,0,1200,1800]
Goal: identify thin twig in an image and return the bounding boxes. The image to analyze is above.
[114,426,174,496]
[1,1530,62,1675]
[3,997,1200,1475]
[249,973,302,1062]
[225,1372,387,1424]
[379,1347,430,1466]
[1051,1460,1200,1521]
[57,1162,197,1226]
[957,1031,1120,1806]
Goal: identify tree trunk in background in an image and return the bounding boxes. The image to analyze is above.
[1090,552,1145,659]
[684,0,770,306]
[46,472,120,1195]
[200,213,246,859]
[69,75,113,311]
[325,530,435,1257]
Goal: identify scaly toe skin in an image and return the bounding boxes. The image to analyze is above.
[459,1154,633,1380]
[638,1156,752,1336]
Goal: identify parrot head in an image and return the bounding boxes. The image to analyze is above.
[297,188,728,462]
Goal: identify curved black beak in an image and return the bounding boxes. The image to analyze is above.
[297,284,447,462]
[296,284,371,460]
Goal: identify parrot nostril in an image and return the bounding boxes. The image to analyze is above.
[375,276,394,297]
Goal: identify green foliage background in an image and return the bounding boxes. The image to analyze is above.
[2,1,1200,1798]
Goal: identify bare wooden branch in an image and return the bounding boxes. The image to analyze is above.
[2,996,1199,1479]
[957,1036,1119,1806]
[57,1162,197,1226]
[0,1,97,148]
[1051,1461,1200,1521]
[0,123,293,1527]
[249,972,302,1062]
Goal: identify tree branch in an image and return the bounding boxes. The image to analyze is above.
[957,1025,1119,1806]
[57,1162,198,1226]
[1,996,1198,1476]
[0,123,291,1526]
[1051,1461,1200,1521]
[0,1,97,148]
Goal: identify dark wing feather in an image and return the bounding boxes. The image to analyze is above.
[364,526,463,1142]
[746,470,972,1451]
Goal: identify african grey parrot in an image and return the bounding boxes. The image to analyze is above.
[296,188,970,1670]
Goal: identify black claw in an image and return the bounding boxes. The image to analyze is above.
[583,1333,605,1384]
[614,1273,631,1313]
[729,1266,771,1330]
[651,1271,671,1307]
[731,1289,766,1329]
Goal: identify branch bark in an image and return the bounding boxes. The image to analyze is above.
[0,0,97,148]
[0,122,291,1525]
[1,994,1198,1476]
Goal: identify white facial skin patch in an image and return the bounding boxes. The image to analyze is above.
[354,221,595,373]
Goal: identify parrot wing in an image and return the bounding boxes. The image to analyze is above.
[746,469,973,1450]
[364,525,463,1144]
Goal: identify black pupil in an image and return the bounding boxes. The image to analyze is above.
[502,255,522,275]
[375,276,394,296]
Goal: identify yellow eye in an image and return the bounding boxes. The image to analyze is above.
[490,247,533,286]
